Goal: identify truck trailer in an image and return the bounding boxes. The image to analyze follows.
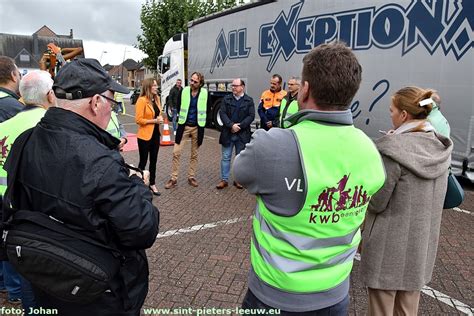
[158,0,473,181]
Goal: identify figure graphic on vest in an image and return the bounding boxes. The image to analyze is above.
[234,42,386,314]
[280,77,300,128]
[257,74,286,130]
[164,72,207,189]
[0,70,57,312]
[0,55,24,308]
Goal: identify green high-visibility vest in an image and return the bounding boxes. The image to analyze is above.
[105,112,121,139]
[178,86,207,127]
[0,107,46,196]
[280,98,299,128]
[251,120,385,293]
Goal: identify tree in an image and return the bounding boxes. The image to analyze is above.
[137,0,238,71]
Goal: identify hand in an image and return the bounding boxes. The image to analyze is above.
[231,123,241,133]
[118,138,127,151]
[142,170,150,186]
[129,168,150,186]
[157,116,164,124]
[266,121,273,128]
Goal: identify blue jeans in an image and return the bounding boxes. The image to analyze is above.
[0,261,22,300]
[220,136,245,181]
[242,289,349,315]
[172,107,178,132]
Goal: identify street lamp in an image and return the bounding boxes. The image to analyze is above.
[99,51,108,65]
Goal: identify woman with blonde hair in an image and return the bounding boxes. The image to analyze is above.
[360,86,452,316]
[135,78,163,195]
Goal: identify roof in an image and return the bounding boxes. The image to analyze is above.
[122,58,139,71]
[0,33,84,69]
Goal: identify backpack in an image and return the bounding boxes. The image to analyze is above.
[1,128,130,306]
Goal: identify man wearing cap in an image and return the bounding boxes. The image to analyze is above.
[3,59,159,315]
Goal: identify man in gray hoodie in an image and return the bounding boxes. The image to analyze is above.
[234,42,386,314]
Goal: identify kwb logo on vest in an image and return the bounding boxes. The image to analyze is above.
[309,174,371,224]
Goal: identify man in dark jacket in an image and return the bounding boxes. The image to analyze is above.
[168,79,182,133]
[0,56,23,122]
[4,59,159,316]
[216,78,255,189]
[0,55,23,306]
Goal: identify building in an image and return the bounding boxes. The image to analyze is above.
[0,25,85,75]
[106,59,155,88]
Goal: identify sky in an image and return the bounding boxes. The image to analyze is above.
[0,0,149,66]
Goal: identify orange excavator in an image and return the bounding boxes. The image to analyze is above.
[39,43,83,78]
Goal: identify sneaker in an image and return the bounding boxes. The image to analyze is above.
[8,298,22,305]
[233,181,243,189]
[216,180,228,189]
[164,179,177,189]
[188,177,199,187]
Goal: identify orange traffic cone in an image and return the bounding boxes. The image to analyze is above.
[160,117,174,146]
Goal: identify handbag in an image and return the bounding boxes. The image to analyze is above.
[443,172,464,209]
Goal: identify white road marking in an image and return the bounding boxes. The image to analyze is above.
[156,218,473,314]
[452,207,472,215]
[354,254,473,315]
[156,216,251,239]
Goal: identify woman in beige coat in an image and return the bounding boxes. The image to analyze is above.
[360,86,452,316]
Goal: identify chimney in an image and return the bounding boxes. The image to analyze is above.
[70,29,73,38]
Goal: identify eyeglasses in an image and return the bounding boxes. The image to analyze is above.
[189,79,198,84]
[231,84,242,88]
[100,94,119,111]
[288,83,299,86]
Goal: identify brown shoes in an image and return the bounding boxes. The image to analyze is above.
[164,179,177,189]
[233,181,243,189]
[216,180,228,189]
[188,177,199,187]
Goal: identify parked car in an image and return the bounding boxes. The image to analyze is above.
[130,88,140,105]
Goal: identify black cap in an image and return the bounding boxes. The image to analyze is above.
[53,58,129,100]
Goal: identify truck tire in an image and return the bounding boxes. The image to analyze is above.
[164,103,173,122]
[212,99,224,131]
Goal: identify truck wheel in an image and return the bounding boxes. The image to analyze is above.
[164,103,173,122]
[212,99,223,131]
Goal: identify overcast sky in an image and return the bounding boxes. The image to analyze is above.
[0,0,149,66]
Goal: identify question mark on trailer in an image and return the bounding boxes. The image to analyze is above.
[366,79,390,125]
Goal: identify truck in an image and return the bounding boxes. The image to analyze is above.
[157,0,473,181]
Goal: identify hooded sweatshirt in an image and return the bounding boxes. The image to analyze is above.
[360,121,452,291]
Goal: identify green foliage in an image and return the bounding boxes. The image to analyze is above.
[138,0,238,70]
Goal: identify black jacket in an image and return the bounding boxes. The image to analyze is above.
[219,93,255,146]
[168,85,181,109]
[0,87,23,123]
[4,107,159,314]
